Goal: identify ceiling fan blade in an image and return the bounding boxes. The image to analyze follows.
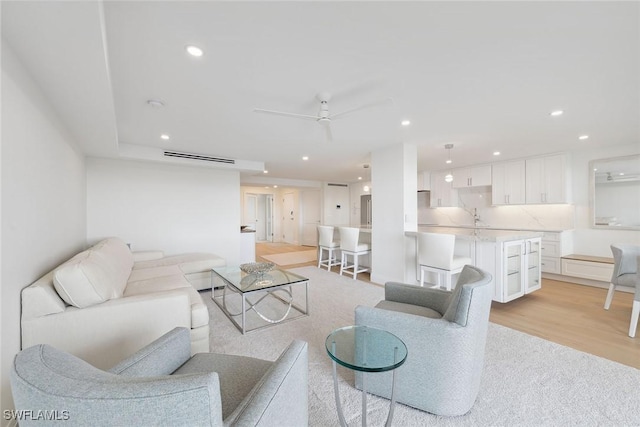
[320,120,333,141]
[253,108,318,121]
[329,97,394,120]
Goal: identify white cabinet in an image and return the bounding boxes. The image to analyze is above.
[417,171,431,191]
[491,160,526,205]
[478,237,542,303]
[430,171,457,207]
[526,154,568,204]
[540,231,573,274]
[451,165,492,188]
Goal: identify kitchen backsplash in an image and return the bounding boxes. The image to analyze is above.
[418,187,575,230]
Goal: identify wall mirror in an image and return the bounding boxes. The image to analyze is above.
[590,154,640,230]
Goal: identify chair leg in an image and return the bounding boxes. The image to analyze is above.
[604,283,616,309]
[340,252,345,276]
[445,273,452,291]
[317,247,323,268]
[420,268,425,287]
[630,300,640,338]
[327,248,333,271]
[353,254,359,280]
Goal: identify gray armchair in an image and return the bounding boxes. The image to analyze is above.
[355,265,492,416]
[10,327,308,426]
[604,244,640,338]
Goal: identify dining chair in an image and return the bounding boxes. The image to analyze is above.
[417,232,472,290]
[604,244,640,337]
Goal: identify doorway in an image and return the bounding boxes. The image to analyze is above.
[244,193,274,242]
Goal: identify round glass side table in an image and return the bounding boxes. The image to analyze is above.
[325,325,408,427]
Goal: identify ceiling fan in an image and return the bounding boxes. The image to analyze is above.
[254,92,393,141]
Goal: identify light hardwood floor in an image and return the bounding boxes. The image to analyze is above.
[256,242,639,369]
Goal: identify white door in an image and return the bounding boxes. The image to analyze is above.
[282,192,296,244]
[255,195,267,241]
[265,194,274,242]
[301,189,321,246]
[244,194,258,230]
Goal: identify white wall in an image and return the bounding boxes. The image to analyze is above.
[87,158,241,265]
[371,143,417,284]
[323,183,350,226]
[1,42,87,416]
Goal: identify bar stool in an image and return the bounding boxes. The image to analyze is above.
[417,232,471,290]
[339,227,371,280]
[317,225,340,271]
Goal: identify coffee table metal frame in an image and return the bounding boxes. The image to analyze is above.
[326,325,407,427]
[211,266,309,334]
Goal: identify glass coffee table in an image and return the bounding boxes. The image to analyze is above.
[326,325,407,427]
[211,266,309,334]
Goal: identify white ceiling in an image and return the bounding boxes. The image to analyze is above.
[3,1,639,184]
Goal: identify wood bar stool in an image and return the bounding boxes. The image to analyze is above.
[317,225,340,271]
[339,227,370,280]
[417,232,471,290]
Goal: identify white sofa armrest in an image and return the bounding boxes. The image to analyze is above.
[21,290,191,370]
[132,250,165,262]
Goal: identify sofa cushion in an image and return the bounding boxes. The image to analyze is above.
[128,265,183,283]
[133,253,225,274]
[124,275,209,328]
[53,250,118,308]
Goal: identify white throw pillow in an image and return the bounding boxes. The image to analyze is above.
[53,249,118,308]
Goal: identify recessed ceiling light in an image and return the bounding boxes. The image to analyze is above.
[446,159,452,164]
[273,185,278,188]
[186,45,204,57]
[160,134,170,140]
[578,135,589,140]
[493,151,501,156]
[550,110,564,117]
[358,176,362,180]
[619,173,625,176]
[302,156,309,161]
[263,170,268,174]
[593,168,598,171]
[401,120,411,126]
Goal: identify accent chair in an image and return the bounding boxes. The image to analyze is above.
[355,264,493,416]
[10,327,308,426]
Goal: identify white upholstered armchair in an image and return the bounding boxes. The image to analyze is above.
[355,265,493,416]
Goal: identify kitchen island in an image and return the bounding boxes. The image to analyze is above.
[406,226,543,302]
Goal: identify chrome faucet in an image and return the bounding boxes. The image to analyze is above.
[473,208,481,227]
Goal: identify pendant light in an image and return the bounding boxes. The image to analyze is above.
[444,144,454,183]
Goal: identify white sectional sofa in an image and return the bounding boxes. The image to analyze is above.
[21,237,225,369]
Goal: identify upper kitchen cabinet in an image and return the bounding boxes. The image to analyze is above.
[430,171,458,207]
[492,160,526,205]
[526,154,569,204]
[417,171,431,191]
[451,165,492,189]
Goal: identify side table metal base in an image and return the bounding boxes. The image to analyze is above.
[331,342,399,427]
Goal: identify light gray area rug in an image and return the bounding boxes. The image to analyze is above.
[202,266,640,426]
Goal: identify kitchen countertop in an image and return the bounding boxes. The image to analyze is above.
[418,224,572,233]
[406,226,543,242]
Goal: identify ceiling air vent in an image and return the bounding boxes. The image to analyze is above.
[163,151,235,164]
[327,183,348,187]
